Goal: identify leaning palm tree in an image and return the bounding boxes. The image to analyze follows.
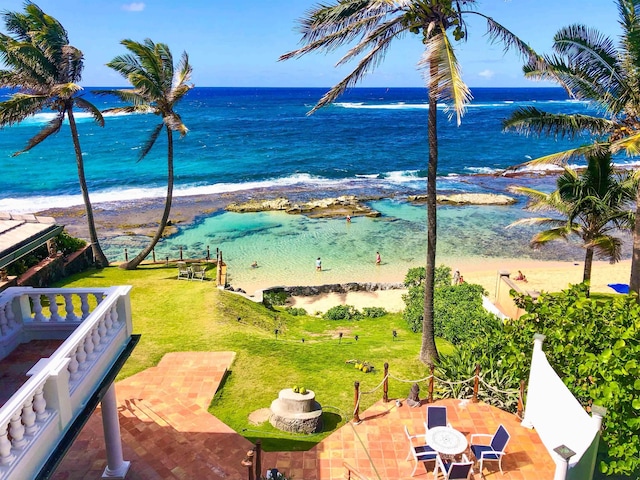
[503,0,640,296]
[97,39,193,270]
[508,152,635,289]
[0,2,109,267]
[280,0,533,365]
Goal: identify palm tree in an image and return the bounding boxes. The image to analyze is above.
[0,2,109,267]
[280,0,533,365]
[503,0,640,296]
[97,39,193,270]
[508,152,635,288]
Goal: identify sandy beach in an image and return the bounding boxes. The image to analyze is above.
[288,258,632,313]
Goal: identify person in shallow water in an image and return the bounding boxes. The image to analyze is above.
[251,261,258,268]
[376,251,381,265]
[316,257,322,271]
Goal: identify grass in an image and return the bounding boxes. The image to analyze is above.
[55,263,451,451]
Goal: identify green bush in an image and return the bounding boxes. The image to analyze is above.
[323,305,361,321]
[285,306,307,316]
[362,306,387,318]
[55,231,86,255]
[484,284,640,476]
[263,290,289,309]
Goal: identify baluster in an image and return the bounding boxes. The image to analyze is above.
[68,349,80,382]
[9,411,26,448]
[33,385,49,421]
[63,293,79,322]
[30,294,46,322]
[47,294,63,322]
[22,397,37,435]
[93,292,104,306]
[5,301,16,329]
[0,305,8,335]
[84,332,96,361]
[76,343,88,371]
[110,303,119,329]
[80,293,90,319]
[92,324,103,353]
[104,308,114,334]
[99,317,108,345]
[0,422,14,465]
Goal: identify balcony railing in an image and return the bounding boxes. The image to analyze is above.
[0,286,134,480]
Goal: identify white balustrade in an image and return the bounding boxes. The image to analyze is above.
[0,422,13,465]
[0,285,133,477]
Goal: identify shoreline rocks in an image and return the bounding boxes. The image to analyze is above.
[408,193,517,206]
[226,195,382,218]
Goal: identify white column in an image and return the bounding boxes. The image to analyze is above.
[521,333,546,429]
[101,384,130,479]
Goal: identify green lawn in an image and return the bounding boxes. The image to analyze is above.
[56,264,451,450]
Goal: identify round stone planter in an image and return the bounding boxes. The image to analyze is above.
[270,388,323,434]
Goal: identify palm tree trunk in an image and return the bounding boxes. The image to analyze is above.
[121,126,174,270]
[420,63,440,366]
[67,107,109,268]
[583,246,594,295]
[629,190,640,300]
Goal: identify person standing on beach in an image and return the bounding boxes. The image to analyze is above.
[453,269,461,285]
[316,257,322,271]
[376,252,381,265]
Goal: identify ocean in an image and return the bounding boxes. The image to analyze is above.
[0,87,632,291]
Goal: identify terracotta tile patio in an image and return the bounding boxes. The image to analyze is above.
[51,352,555,480]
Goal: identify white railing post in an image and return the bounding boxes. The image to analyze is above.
[42,357,72,427]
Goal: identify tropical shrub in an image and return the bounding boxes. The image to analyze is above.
[323,305,361,321]
[497,284,640,476]
[402,265,500,345]
[55,231,87,255]
[263,290,288,309]
[362,307,387,318]
[284,306,307,316]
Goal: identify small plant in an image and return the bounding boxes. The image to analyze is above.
[362,306,387,318]
[323,304,361,320]
[284,306,307,316]
[263,290,289,309]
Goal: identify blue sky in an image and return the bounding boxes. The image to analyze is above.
[1,1,622,88]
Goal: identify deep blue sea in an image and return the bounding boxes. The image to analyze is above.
[1,87,632,290]
[0,86,623,212]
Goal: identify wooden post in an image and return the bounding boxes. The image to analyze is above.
[472,363,480,403]
[517,380,525,418]
[254,440,261,479]
[165,256,169,266]
[241,450,254,480]
[152,249,156,263]
[428,364,435,403]
[353,381,361,423]
[383,362,389,403]
[179,246,183,261]
[207,245,211,261]
[124,248,128,262]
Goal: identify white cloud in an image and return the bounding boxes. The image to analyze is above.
[122,2,145,12]
[478,69,495,79]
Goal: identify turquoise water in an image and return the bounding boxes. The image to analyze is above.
[136,198,595,292]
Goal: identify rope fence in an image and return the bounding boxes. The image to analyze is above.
[352,362,523,424]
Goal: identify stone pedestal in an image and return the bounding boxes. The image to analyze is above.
[270,389,322,434]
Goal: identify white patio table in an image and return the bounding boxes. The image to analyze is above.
[425,426,468,456]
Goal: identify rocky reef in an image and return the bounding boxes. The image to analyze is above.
[408,193,517,205]
[226,195,382,218]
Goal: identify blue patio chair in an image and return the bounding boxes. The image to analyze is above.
[435,453,474,480]
[470,424,510,475]
[404,425,437,477]
[426,405,450,430]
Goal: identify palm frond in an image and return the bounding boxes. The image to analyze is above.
[75,96,105,127]
[418,30,472,126]
[164,112,188,136]
[530,226,577,245]
[501,143,608,172]
[503,106,613,139]
[138,122,164,161]
[0,93,49,126]
[610,131,640,154]
[93,88,148,108]
[586,235,623,263]
[506,217,567,229]
[14,112,64,155]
